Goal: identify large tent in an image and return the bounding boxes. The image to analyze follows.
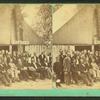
[22,21,43,45]
[53,6,96,45]
[0,5,43,45]
[0,5,15,45]
[22,20,45,55]
[0,5,44,53]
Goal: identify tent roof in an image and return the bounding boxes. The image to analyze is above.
[23,20,43,45]
[53,6,96,45]
[0,6,43,45]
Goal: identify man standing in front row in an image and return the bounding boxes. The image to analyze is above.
[59,49,65,83]
[63,53,71,85]
[53,57,62,87]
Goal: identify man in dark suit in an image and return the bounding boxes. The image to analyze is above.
[59,49,65,83]
[28,57,38,81]
[36,58,46,79]
[71,57,79,84]
[39,51,49,79]
[0,59,11,86]
[33,52,38,63]
[47,53,52,68]
[39,51,47,67]
[63,54,71,85]
[20,56,29,81]
[53,56,62,87]
[78,58,92,86]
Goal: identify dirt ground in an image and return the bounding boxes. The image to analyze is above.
[0,79,52,89]
[1,79,100,89]
[55,82,100,89]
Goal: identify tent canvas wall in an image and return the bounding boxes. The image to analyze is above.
[53,6,96,45]
[52,5,98,60]
[0,6,15,45]
[22,20,45,55]
[0,5,45,55]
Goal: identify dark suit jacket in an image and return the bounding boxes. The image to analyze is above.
[63,56,71,72]
[53,62,62,74]
[79,63,87,73]
[31,63,38,70]
[39,54,47,66]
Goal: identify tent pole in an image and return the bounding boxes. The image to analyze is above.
[91,45,94,53]
[9,45,12,54]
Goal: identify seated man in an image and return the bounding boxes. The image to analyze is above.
[28,57,39,81]
[39,52,52,79]
[8,58,20,82]
[53,57,62,87]
[17,57,29,81]
[0,59,11,86]
[36,58,52,80]
[71,58,79,84]
[45,53,52,79]
[90,58,100,81]
[78,58,92,86]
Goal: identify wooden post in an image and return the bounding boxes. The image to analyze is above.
[18,44,23,54]
[9,45,12,54]
[92,45,94,53]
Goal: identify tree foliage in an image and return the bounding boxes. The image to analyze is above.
[35,4,52,47]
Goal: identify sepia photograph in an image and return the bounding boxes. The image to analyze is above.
[52,4,100,89]
[1,3,100,91]
[0,4,52,89]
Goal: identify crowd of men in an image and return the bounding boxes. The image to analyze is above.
[0,50,52,86]
[1,48,100,87]
[53,49,100,87]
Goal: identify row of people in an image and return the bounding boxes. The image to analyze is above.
[53,49,100,87]
[0,50,52,86]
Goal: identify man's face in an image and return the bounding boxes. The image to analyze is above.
[6,50,8,54]
[59,51,63,55]
[2,50,5,54]
[34,53,36,56]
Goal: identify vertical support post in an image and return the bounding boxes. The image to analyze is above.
[9,45,12,54]
[92,45,95,53]
[18,44,23,54]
